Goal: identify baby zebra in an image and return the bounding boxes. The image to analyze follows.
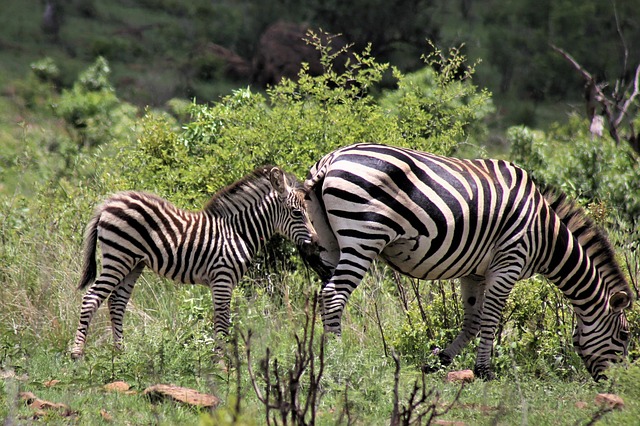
[71,166,317,359]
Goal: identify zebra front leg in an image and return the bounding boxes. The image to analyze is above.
[107,264,144,352]
[320,253,376,336]
[437,276,486,366]
[210,280,234,350]
[320,281,344,336]
[473,273,518,380]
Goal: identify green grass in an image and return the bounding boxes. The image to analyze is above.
[1,2,639,424]
[1,256,638,425]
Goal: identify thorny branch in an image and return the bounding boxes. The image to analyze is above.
[390,349,465,426]
[243,294,325,426]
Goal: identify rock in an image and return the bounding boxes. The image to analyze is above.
[19,392,38,404]
[251,22,349,87]
[143,384,220,408]
[104,381,131,393]
[446,370,475,384]
[19,391,76,418]
[595,393,624,410]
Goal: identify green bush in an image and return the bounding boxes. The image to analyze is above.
[106,35,493,205]
[508,115,640,222]
[55,57,138,149]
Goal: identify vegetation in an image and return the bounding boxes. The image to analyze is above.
[1,1,639,425]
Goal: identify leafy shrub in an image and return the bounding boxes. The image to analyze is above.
[107,35,493,204]
[29,57,60,85]
[380,43,494,153]
[55,57,138,149]
[508,115,640,222]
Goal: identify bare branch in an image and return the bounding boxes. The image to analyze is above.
[550,44,593,82]
[613,64,640,128]
[611,0,629,73]
[390,350,401,426]
[242,330,267,404]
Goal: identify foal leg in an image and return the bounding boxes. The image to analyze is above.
[107,263,145,352]
[71,266,131,359]
[210,277,235,342]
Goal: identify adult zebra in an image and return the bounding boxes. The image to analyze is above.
[303,143,633,381]
[71,166,317,359]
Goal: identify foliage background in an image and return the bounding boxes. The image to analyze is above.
[1,1,639,424]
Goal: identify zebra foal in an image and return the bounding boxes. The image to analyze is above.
[71,166,317,359]
[303,143,633,381]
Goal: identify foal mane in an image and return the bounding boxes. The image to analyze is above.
[203,165,302,216]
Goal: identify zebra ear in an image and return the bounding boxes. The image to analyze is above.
[269,167,288,196]
[609,291,631,312]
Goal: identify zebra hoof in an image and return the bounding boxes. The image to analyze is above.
[437,350,453,366]
[70,350,84,360]
[473,366,496,381]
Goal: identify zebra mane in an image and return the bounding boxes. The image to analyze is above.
[542,188,628,291]
[203,165,300,216]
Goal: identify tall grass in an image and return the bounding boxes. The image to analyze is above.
[2,187,639,424]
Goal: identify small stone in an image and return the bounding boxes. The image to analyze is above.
[100,409,113,421]
[595,393,624,410]
[104,381,131,392]
[446,370,475,383]
[574,401,589,409]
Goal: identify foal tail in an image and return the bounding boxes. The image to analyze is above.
[78,212,100,290]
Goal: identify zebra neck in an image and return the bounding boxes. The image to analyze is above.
[541,222,607,318]
[214,191,279,255]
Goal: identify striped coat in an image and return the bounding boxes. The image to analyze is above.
[303,143,632,380]
[71,166,317,358]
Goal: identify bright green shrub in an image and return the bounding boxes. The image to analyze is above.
[55,57,138,149]
[107,36,493,205]
[380,44,494,153]
[508,114,640,222]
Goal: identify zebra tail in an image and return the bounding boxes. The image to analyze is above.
[78,213,99,290]
[304,153,333,191]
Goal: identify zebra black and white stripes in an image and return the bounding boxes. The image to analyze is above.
[71,166,317,359]
[303,143,632,380]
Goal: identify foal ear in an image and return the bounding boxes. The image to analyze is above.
[609,291,631,312]
[269,167,288,195]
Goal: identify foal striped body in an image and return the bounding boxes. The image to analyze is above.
[71,166,316,359]
[304,143,632,380]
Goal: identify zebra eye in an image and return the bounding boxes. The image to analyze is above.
[620,330,630,342]
[291,209,303,219]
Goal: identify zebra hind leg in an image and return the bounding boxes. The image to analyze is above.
[71,268,131,359]
[107,263,144,353]
[71,278,117,359]
[436,276,486,367]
